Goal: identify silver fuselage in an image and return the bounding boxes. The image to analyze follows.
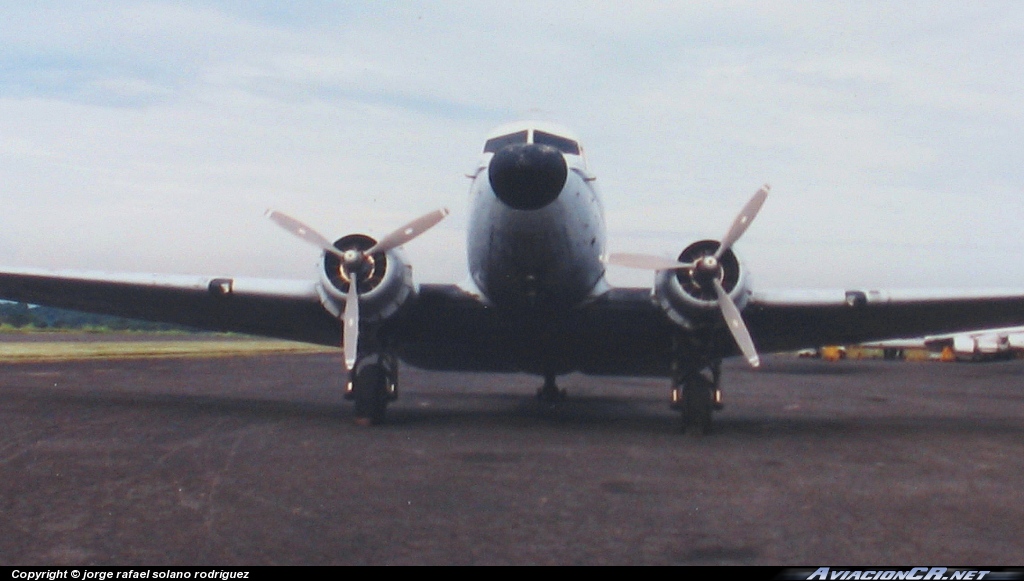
[467,146,608,311]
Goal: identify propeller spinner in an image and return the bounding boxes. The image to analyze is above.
[606,184,769,368]
[266,207,449,371]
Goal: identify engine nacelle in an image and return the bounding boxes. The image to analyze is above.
[316,234,415,323]
[653,239,751,329]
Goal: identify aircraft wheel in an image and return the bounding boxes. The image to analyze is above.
[681,376,713,435]
[536,386,566,402]
[353,363,388,425]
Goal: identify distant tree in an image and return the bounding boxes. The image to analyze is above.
[0,302,33,328]
[0,301,198,332]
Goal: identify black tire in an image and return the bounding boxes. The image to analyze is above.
[353,364,388,425]
[681,377,713,435]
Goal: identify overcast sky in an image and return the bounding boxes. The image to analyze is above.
[1,1,1023,290]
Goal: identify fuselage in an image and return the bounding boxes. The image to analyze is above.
[467,122,608,311]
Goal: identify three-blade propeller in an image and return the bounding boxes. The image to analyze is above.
[606,184,769,368]
[266,207,450,371]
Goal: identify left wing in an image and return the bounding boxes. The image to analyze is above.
[392,285,1024,375]
[0,267,340,346]
[744,288,1024,354]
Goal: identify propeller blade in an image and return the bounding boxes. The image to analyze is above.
[606,253,692,271]
[343,278,359,371]
[266,209,345,258]
[365,208,450,255]
[712,279,760,368]
[715,184,770,259]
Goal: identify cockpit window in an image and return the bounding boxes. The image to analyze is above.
[483,130,528,153]
[533,130,580,155]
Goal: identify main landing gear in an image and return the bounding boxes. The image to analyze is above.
[345,354,398,426]
[536,372,566,403]
[671,360,723,435]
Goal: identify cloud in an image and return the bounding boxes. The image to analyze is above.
[0,1,1022,291]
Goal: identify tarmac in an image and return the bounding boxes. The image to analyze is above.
[1,338,1023,565]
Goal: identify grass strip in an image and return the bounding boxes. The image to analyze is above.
[0,340,336,362]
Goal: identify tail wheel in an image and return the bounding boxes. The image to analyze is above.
[353,364,388,425]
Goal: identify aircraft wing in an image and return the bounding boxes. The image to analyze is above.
[5,267,1024,375]
[394,286,1024,375]
[743,289,1024,354]
[0,267,340,346]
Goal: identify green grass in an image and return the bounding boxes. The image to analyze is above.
[0,340,336,362]
[0,324,196,334]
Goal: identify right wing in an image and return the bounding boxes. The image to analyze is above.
[0,267,341,346]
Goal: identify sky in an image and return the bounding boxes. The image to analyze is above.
[1,1,1023,290]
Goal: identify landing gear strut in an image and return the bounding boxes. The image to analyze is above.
[346,354,398,426]
[671,360,722,435]
[536,372,565,402]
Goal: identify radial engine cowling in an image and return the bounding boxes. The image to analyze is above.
[316,234,415,323]
[653,239,751,329]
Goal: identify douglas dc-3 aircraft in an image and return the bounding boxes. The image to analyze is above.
[4,120,1024,433]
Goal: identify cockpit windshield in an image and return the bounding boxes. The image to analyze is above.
[483,131,528,153]
[533,130,580,155]
[483,128,582,156]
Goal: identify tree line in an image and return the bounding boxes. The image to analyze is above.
[0,302,194,332]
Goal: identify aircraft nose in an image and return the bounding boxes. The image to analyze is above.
[488,143,567,211]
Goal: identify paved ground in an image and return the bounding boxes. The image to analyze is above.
[1,346,1023,565]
